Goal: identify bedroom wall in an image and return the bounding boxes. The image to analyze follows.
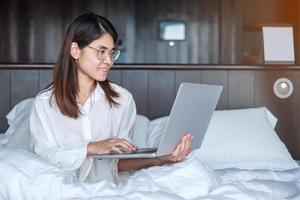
[0,65,300,160]
[1,0,299,64]
[1,0,300,160]
[0,0,224,64]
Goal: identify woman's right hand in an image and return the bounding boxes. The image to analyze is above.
[87,137,136,156]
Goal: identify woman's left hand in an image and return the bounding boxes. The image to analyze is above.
[118,133,193,172]
[157,132,193,163]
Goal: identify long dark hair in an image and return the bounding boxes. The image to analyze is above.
[52,12,119,118]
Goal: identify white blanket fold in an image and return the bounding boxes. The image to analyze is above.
[0,148,299,200]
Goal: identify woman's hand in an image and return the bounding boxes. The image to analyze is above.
[157,133,193,164]
[87,137,136,156]
[118,133,193,172]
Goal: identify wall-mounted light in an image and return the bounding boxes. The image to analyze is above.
[273,77,294,99]
[158,20,186,47]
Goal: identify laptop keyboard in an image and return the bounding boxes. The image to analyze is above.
[119,147,158,155]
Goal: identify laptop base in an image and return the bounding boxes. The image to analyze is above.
[91,148,158,159]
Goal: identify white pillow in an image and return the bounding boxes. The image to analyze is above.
[147,116,169,148]
[132,115,169,148]
[264,107,277,129]
[132,115,149,148]
[6,98,34,126]
[195,107,298,170]
[2,98,34,151]
[137,107,279,150]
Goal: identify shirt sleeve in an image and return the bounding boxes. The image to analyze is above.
[111,93,137,179]
[29,98,88,171]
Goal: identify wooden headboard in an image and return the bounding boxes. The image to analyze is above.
[1,64,300,159]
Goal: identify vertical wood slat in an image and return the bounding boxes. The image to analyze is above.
[122,70,148,116]
[6,0,18,62]
[31,1,45,62]
[108,70,122,85]
[16,0,31,62]
[285,71,300,159]
[106,0,135,63]
[0,70,11,132]
[148,70,175,119]
[39,70,53,91]
[201,71,228,109]
[175,70,202,93]
[220,0,237,64]
[134,0,155,63]
[0,2,6,62]
[11,70,39,107]
[44,0,65,63]
[228,71,254,108]
[86,0,106,14]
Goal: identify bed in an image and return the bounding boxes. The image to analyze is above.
[0,98,299,200]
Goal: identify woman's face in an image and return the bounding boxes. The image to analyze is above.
[77,33,115,82]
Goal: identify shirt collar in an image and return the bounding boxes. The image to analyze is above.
[94,82,105,98]
[82,82,104,106]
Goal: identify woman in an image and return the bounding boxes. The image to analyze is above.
[29,12,193,183]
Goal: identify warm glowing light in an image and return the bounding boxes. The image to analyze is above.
[273,78,293,99]
[280,82,288,89]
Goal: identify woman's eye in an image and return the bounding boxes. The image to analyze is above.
[99,49,107,55]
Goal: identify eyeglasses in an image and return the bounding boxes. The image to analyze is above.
[86,45,120,61]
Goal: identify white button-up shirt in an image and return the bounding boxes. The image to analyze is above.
[29,83,136,183]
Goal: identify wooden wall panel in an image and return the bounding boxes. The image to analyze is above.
[201,71,228,109]
[285,71,300,159]
[0,2,6,62]
[148,70,175,119]
[43,1,66,63]
[86,0,106,14]
[106,0,136,63]
[135,0,219,64]
[4,0,18,62]
[134,0,156,63]
[175,70,202,92]
[219,0,243,64]
[122,70,148,116]
[0,0,299,64]
[11,70,39,107]
[228,71,254,108]
[254,71,300,159]
[1,65,300,159]
[39,70,53,91]
[0,70,11,132]
[108,70,122,85]
[195,0,219,64]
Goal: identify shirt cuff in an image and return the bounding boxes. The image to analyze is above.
[57,141,89,171]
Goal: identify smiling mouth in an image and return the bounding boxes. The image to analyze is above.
[98,68,109,72]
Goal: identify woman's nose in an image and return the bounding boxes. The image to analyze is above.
[102,54,113,65]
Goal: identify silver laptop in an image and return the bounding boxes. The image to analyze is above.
[92,83,222,159]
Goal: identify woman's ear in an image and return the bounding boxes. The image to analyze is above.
[70,42,80,59]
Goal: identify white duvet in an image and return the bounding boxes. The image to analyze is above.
[1,99,300,199]
[0,148,299,200]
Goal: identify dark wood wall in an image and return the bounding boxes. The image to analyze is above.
[0,0,226,64]
[1,64,300,160]
[1,0,299,64]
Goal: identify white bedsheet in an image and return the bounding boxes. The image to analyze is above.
[0,148,299,200]
[1,99,300,199]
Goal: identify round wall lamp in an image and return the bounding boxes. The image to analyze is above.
[273,77,294,99]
